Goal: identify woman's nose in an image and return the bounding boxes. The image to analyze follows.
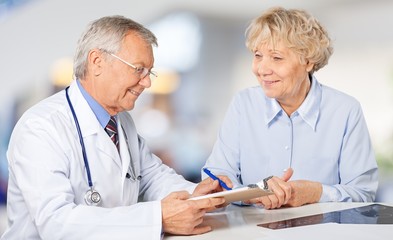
[257,61,273,76]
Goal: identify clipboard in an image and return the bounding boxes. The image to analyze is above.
[189,184,273,204]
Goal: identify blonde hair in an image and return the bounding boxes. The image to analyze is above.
[245,7,333,73]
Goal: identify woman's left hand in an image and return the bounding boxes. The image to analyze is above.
[284,180,322,207]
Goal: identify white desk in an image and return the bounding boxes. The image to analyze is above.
[164,203,393,240]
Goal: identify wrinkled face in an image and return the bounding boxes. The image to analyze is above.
[252,41,313,107]
[88,32,154,115]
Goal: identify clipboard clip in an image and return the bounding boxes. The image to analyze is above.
[247,184,259,189]
[248,175,273,190]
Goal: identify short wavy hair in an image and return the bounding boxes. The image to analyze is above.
[245,7,333,73]
[73,15,157,80]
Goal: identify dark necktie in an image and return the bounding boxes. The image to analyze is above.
[105,116,119,152]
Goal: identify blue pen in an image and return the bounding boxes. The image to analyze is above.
[203,168,232,190]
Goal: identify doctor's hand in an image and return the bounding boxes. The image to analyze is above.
[192,175,233,210]
[243,168,293,209]
[161,191,225,235]
[192,175,233,196]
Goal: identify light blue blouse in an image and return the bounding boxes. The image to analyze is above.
[203,76,378,202]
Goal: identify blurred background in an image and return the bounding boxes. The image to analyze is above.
[1,0,393,234]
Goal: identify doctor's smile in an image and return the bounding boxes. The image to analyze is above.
[129,89,141,97]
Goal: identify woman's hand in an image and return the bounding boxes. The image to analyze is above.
[244,168,293,209]
[284,180,322,207]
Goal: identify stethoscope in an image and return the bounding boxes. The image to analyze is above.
[65,86,140,206]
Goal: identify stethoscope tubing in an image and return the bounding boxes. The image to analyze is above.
[65,86,94,188]
[65,85,139,205]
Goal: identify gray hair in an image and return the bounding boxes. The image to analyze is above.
[73,15,157,80]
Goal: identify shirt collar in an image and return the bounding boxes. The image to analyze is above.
[265,75,321,131]
[265,96,283,125]
[296,75,321,131]
[76,79,111,128]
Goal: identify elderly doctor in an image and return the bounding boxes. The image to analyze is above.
[2,16,231,239]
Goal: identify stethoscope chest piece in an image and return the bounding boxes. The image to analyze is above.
[84,189,101,206]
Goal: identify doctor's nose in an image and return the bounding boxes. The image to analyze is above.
[138,75,152,88]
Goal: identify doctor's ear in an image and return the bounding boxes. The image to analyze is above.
[88,49,104,76]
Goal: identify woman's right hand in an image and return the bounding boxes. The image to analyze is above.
[243,168,293,209]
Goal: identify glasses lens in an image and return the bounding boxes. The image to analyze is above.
[140,68,149,79]
[140,68,157,80]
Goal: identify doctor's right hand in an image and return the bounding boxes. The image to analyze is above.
[161,191,225,235]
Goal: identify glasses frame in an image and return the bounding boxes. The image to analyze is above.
[108,53,157,79]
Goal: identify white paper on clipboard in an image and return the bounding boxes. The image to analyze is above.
[189,185,273,204]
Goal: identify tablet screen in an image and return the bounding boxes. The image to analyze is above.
[257,204,393,229]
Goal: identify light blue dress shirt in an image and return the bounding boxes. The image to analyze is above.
[77,79,112,127]
[203,76,378,202]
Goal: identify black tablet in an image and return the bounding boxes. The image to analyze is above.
[258,204,393,229]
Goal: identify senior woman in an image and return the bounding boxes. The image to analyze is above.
[202,7,378,209]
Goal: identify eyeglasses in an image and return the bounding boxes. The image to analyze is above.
[109,53,157,80]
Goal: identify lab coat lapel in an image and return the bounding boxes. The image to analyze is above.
[118,114,141,204]
[67,81,122,170]
[95,131,122,169]
[118,130,130,183]
[118,113,141,181]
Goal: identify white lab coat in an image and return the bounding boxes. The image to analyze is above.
[2,80,196,240]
